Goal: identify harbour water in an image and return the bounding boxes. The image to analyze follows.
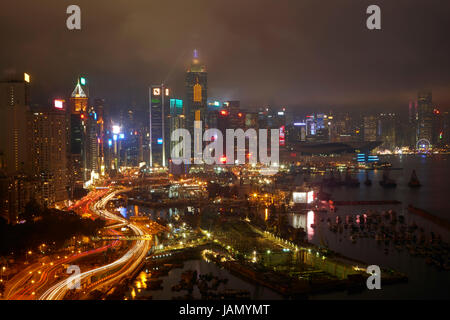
[305,154,450,299]
[124,155,450,299]
[324,154,450,221]
[128,259,282,300]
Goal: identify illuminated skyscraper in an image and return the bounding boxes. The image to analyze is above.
[378,113,397,150]
[86,106,100,173]
[149,84,170,167]
[71,79,88,113]
[94,98,106,175]
[417,91,433,145]
[363,115,378,142]
[32,104,68,205]
[0,73,38,223]
[169,98,185,174]
[0,73,33,176]
[69,78,88,191]
[185,49,207,157]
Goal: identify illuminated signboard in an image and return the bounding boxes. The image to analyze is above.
[80,77,86,85]
[292,192,307,204]
[157,138,163,145]
[357,153,379,162]
[292,191,314,204]
[54,99,64,109]
[153,88,161,96]
[112,125,121,134]
[24,73,30,83]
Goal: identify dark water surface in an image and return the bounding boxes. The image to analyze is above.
[125,155,450,299]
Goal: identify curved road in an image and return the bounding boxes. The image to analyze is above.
[39,190,151,300]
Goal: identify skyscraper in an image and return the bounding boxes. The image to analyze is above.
[0,73,33,176]
[149,84,170,167]
[378,113,397,150]
[0,73,37,223]
[32,104,68,205]
[169,98,185,174]
[185,49,207,158]
[417,91,433,146]
[363,115,378,142]
[86,106,100,174]
[94,98,106,175]
[69,78,88,191]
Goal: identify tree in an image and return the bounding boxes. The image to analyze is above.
[21,198,42,221]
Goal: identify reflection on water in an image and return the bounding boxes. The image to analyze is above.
[322,154,449,220]
[287,211,315,241]
[128,259,282,300]
[121,205,183,220]
[307,211,315,241]
[125,155,449,299]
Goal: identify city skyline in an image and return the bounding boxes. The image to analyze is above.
[1,0,450,112]
[1,1,449,304]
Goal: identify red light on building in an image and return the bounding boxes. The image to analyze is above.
[220,156,227,163]
[238,112,243,118]
[279,125,285,146]
[80,114,85,119]
[220,110,228,116]
[434,109,440,114]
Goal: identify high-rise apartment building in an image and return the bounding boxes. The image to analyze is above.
[32,105,68,205]
[0,74,33,176]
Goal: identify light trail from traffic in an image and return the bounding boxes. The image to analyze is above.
[39,189,151,300]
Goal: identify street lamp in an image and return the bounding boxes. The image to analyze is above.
[1,266,5,282]
[26,251,32,263]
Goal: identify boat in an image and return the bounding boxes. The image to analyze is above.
[379,169,397,188]
[408,170,422,188]
[364,171,372,186]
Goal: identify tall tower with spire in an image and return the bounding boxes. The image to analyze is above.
[69,77,89,193]
[185,50,207,150]
[70,78,88,114]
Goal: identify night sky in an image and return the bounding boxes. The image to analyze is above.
[1,0,450,113]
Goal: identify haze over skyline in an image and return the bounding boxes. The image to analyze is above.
[1,0,450,112]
